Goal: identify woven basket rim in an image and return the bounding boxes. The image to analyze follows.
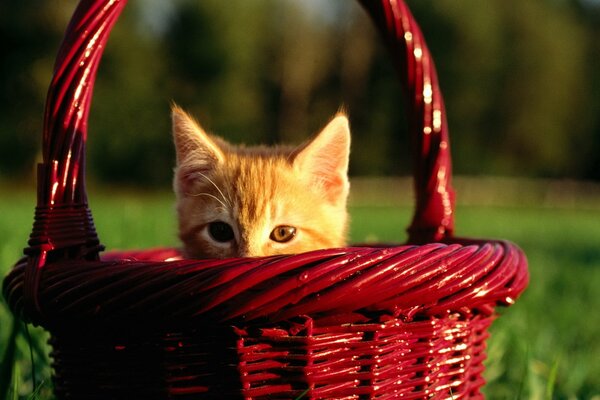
[4,239,528,326]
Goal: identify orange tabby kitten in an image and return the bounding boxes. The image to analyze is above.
[171,105,350,259]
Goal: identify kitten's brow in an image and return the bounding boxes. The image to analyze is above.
[188,192,229,210]
[196,172,231,207]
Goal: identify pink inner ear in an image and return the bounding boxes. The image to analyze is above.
[295,131,350,204]
[311,168,349,205]
[176,166,212,195]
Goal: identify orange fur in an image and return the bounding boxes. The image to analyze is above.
[172,105,350,259]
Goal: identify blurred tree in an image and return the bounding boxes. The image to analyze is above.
[410,0,591,178]
[0,0,76,180]
[269,1,338,143]
[1,0,599,184]
[87,2,173,185]
[574,0,600,180]
[493,0,590,177]
[339,3,411,176]
[164,0,276,145]
[408,1,504,174]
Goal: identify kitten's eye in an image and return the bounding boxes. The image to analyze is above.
[270,225,296,243]
[208,221,235,242]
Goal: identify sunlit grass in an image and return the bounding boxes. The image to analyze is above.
[1,182,599,399]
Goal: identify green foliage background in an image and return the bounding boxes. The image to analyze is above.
[1,0,600,185]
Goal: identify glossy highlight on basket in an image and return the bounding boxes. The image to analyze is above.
[2,0,529,398]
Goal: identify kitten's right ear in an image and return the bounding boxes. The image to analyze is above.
[292,113,351,205]
[172,104,224,192]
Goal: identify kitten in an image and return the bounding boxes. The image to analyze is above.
[171,104,350,259]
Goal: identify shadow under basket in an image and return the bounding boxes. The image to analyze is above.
[2,0,528,398]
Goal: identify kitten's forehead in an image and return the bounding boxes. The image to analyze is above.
[228,154,288,221]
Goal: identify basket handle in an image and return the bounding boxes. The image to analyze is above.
[25,0,454,306]
[359,0,455,243]
[22,0,126,319]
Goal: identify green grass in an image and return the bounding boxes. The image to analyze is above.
[1,183,599,399]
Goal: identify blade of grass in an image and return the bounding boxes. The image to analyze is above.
[29,332,48,364]
[24,323,38,391]
[27,379,46,400]
[545,356,560,400]
[514,343,530,400]
[294,388,310,400]
[1,316,19,400]
[11,359,20,400]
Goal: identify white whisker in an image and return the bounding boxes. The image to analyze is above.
[196,172,232,207]
[188,192,229,209]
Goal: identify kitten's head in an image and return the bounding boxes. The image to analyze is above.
[171,105,350,259]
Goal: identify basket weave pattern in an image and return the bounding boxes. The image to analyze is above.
[3,0,528,398]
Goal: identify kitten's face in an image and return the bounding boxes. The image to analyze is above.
[172,105,350,259]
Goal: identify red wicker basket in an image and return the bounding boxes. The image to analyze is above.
[3,0,528,398]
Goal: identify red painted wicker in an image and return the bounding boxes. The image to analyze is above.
[3,0,528,398]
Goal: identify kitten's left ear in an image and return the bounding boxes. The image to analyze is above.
[293,113,351,205]
[171,104,225,167]
[171,104,226,195]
